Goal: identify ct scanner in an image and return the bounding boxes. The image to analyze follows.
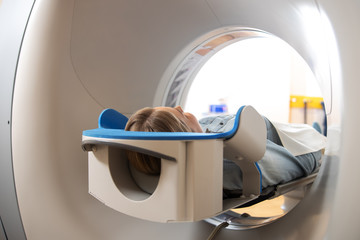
[1,0,360,239]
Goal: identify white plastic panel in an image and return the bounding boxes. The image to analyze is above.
[84,136,224,222]
[70,0,220,114]
[0,0,34,239]
[319,1,360,239]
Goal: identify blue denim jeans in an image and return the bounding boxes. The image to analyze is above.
[222,117,321,192]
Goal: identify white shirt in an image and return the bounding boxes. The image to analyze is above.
[272,121,327,156]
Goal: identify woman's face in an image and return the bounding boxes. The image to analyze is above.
[154,106,203,133]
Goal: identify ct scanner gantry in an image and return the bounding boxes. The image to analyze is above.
[1,0,360,239]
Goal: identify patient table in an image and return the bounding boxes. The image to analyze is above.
[82,105,317,223]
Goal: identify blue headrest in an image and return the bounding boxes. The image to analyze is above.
[98,108,128,129]
[84,106,245,140]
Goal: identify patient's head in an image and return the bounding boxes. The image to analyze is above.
[125,106,202,175]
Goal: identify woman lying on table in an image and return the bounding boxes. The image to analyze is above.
[125,106,327,197]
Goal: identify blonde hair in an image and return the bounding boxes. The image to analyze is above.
[125,107,191,175]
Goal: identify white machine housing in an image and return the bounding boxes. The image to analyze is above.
[0,0,359,239]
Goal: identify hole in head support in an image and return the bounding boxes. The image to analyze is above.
[129,162,160,194]
[108,147,160,201]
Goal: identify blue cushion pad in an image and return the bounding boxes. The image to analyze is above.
[84,106,245,140]
[83,128,232,140]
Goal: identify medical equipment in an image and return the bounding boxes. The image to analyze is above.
[1,0,360,239]
[82,105,321,224]
[82,105,266,222]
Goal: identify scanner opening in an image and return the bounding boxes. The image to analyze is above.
[163,28,327,229]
